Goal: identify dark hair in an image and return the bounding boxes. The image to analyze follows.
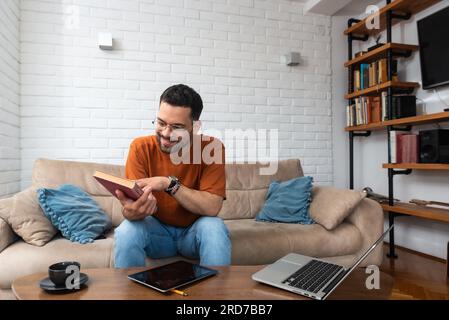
[159,84,203,121]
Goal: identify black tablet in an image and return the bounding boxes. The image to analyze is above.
[127,260,218,292]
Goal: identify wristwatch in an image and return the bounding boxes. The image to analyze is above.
[165,176,180,196]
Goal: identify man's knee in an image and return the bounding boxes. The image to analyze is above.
[196,216,226,230]
[114,219,146,244]
[195,217,229,239]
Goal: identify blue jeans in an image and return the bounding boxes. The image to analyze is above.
[114,215,231,268]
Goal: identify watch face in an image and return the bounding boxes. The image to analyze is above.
[167,176,178,190]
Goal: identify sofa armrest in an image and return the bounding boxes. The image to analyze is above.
[344,198,384,266]
[0,216,17,253]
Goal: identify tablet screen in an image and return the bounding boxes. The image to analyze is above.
[127,260,218,292]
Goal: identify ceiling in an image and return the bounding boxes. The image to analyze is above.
[334,0,380,16]
[298,0,379,16]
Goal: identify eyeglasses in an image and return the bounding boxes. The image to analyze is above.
[152,118,189,133]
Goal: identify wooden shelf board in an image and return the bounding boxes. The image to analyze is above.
[383,163,449,170]
[345,122,385,132]
[344,0,442,37]
[345,111,449,132]
[345,43,419,68]
[381,202,449,223]
[345,81,419,99]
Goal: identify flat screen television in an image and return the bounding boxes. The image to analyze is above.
[417,6,449,90]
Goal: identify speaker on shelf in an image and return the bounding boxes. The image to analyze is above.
[419,129,449,163]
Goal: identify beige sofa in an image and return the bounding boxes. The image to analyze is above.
[0,158,383,299]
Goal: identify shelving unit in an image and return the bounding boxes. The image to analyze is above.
[381,203,449,223]
[382,163,449,170]
[345,111,449,132]
[345,43,419,68]
[344,0,441,37]
[344,0,444,258]
[345,81,420,99]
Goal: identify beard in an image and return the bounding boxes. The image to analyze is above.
[156,131,191,154]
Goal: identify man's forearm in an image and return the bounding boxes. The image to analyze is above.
[136,176,223,216]
[173,185,223,217]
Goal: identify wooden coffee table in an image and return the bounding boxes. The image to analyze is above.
[12,266,393,300]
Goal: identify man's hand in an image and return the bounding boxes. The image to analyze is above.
[136,177,170,192]
[116,187,157,221]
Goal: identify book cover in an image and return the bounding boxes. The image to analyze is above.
[93,171,144,201]
[366,97,372,124]
[402,134,419,163]
[354,69,360,91]
[360,64,369,89]
[381,92,388,120]
[362,64,370,89]
[390,131,399,163]
[378,59,387,83]
[373,61,378,86]
[371,96,382,123]
[346,105,351,127]
[396,133,404,163]
[349,66,355,93]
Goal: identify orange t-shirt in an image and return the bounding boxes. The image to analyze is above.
[125,135,226,227]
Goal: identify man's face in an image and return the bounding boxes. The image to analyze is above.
[155,102,193,154]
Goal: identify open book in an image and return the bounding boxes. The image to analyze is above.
[93,171,144,201]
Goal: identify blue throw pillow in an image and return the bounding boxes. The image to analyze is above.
[255,176,315,224]
[37,184,112,244]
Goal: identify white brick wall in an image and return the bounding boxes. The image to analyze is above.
[20,0,332,188]
[0,0,20,198]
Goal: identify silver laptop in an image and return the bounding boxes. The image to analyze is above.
[252,225,393,300]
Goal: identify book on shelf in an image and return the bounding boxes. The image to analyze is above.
[392,132,419,164]
[378,59,398,84]
[401,134,420,163]
[395,132,405,163]
[354,69,361,91]
[391,95,417,119]
[347,93,413,128]
[346,96,382,127]
[93,171,144,201]
[371,96,382,123]
[380,94,417,121]
[390,131,399,163]
[353,59,398,92]
[381,91,388,121]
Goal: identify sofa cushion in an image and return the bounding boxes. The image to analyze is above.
[37,184,112,244]
[309,186,366,230]
[30,158,305,223]
[219,159,303,220]
[6,188,58,246]
[31,158,125,227]
[255,176,314,224]
[224,219,362,265]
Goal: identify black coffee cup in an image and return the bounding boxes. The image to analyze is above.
[48,261,81,287]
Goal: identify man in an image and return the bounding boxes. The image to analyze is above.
[114,84,231,268]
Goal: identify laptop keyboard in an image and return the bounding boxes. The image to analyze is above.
[282,259,344,294]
